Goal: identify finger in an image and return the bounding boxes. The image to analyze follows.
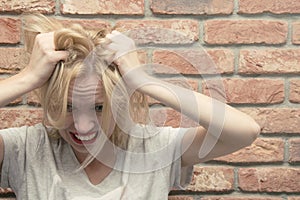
[38,32,56,49]
[111,30,121,35]
[105,33,114,40]
[106,32,126,42]
[51,50,69,62]
[107,43,120,51]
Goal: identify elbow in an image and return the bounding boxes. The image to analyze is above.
[246,120,261,146]
[252,121,261,139]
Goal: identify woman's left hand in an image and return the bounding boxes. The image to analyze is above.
[106,31,141,75]
[106,31,145,88]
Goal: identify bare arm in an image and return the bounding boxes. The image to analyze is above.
[107,31,261,167]
[0,69,39,107]
[0,32,68,167]
[123,62,260,166]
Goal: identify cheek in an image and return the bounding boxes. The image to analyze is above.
[62,114,74,129]
[58,115,73,139]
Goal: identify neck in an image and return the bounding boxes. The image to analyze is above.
[74,140,117,168]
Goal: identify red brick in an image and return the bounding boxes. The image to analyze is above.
[0,18,21,44]
[187,166,234,192]
[168,196,194,200]
[0,77,23,105]
[155,107,300,135]
[0,108,43,129]
[7,97,22,106]
[238,167,300,192]
[238,0,300,14]
[205,20,287,45]
[203,78,284,104]
[0,0,55,14]
[201,196,282,200]
[215,138,284,163]
[166,79,198,91]
[61,0,144,15]
[149,108,198,128]
[239,49,300,75]
[27,91,40,106]
[289,138,300,163]
[148,79,198,105]
[292,22,300,44]
[151,0,233,15]
[0,48,28,74]
[60,19,111,32]
[288,197,300,200]
[289,79,300,103]
[152,49,234,75]
[240,108,300,134]
[114,20,199,44]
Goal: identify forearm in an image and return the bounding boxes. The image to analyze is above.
[130,72,260,146]
[0,70,37,107]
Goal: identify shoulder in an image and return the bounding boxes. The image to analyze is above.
[0,123,47,135]
[129,124,187,137]
[0,123,51,152]
[0,123,47,137]
[127,124,189,152]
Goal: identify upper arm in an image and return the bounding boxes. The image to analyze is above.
[181,127,248,167]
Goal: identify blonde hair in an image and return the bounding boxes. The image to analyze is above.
[22,13,149,161]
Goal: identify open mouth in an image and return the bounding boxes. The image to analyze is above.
[70,131,98,145]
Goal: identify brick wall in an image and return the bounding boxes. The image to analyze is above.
[0,0,300,199]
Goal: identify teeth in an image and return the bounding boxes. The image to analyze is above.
[74,133,96,141]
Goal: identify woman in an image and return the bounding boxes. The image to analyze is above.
[0,14,260,199]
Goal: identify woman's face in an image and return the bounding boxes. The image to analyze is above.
[58,75,106,159]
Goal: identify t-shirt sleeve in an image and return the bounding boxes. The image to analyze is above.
[167,127,194,190]
[0,125,43,191]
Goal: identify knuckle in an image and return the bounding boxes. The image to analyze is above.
[43,51,56,63]
[45,51,55,59]
[35,33,45,43]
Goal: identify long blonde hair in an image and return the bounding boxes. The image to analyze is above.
[22,13,149,155]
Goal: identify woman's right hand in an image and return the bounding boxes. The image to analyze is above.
[22,32,69,89]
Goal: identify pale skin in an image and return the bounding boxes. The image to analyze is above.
[0,31,261,185]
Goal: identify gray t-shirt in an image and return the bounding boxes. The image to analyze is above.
[0,123,193,199]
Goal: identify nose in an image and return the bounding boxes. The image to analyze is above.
[73,111,96,134]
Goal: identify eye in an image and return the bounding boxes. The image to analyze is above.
[67,104,73,112]
[95,104,103,112]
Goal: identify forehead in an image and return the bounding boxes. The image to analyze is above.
[68,75,105,103]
